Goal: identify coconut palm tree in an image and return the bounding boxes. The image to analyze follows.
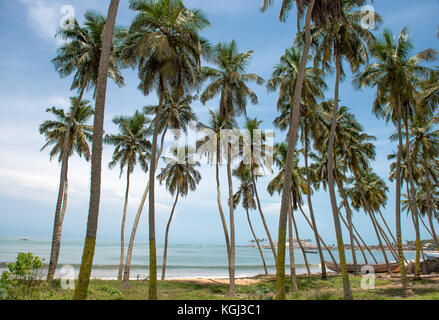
[310,0,380,299]
[261,0,356,299]
[74,0,122,300]
[157,147,201,280]
[233,166,268,276]
[122,93,198,288]
[125,0,209,299]
[268,46,328,278]
[235,118,277,264]
[354,27,437,293]
[48,9,124,285]
[200,40,263,295]
[103,111,151,280]
[410,115,439,249]
[40,98,94,284]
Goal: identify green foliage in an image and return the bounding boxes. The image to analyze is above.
[0,252,45,299]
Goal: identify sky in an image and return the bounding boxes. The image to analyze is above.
[0,0,438,246]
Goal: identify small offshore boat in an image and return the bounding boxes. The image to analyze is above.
[325,261,400,273]
[424,252,439,260]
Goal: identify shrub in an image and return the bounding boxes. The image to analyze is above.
[0,252,45,299]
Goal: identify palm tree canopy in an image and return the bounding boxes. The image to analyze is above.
[52,10,125,94]
[233,166,257,211]
[200,40,264,122]
[157,146,201,197]
[39,97,94,162]
[124,0,211,96]
[104,110,152,177]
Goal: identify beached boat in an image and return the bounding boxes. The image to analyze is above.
[424,252,439,260]
[325,261,400,273]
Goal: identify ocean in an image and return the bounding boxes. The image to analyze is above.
[0,236,417,279]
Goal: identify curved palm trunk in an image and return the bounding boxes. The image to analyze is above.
[395,98,409,294]
[368,212,391,273]
[47,84,87,285]
[118,168,130,281]
[338,210,369,264]
[161,192,179,280]
[246,208,268,275]
[291,206,311,276]
[275,0,315,300]
[48,160,70,284]
[226,146,235,295]
[251,173,277,263]
[148,77,165,300]
[298,204,337,264]
[372,213,399,262]
[409,208,421,279]
[423,158,439,250]
[287,201,298,292]
[304,129,327,279]
[327,50,352,300]
[377,210,397,246]
[335,173,359,275]
[74,0,120,300]
[404,113,422,280]
[122,128,167,287]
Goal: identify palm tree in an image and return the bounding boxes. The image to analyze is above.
[261,0,358,299]
[74,0,122,300]
[122,93,198,287]
[197,110,237,293]
[200,40,263,295]
[104,111,151,281]
[40,98,93,283]
[125,0,209,299]
[48,9,124,285]
[157,147,201,280]
[268,143,311,280]
[235,118,277,264]
[310,0,380,299]
[354,27,437,293]
[233,166,268,276]
[410,115,439,250]
[268,46,328,279]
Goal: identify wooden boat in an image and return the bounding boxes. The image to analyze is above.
[424,252,439,260]
[325,261,400,273]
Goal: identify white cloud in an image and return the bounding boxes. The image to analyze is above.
[19,0,62,44]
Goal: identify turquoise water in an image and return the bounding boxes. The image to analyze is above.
[0,236,417,279]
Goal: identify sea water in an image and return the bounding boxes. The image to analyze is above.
[0,236,417,279]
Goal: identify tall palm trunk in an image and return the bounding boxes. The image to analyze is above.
[291,205,311,276]
[276,0,315,300]
[148,77,165,300]
[377,210,397,245]
[74,0,120,300]
[304,127,327,279]
[118,167,130,281]
[327,49,352,300]
[395,97,409,294]
[335,172,359,275]
[372,212,399,262]
[251,173,276,263]
[423,158,439,250]
[246,208,268,275]
[122,128,167,288]
[47,83,87,285]
[338,210,369,264]
[287,201,298,292]
[161,191,180,280]
[368,211,391,272]
[226,145,235,295]
[298,204,337,264]
[403,112,422,279]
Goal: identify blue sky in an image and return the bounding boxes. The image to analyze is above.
[0,0,438,246]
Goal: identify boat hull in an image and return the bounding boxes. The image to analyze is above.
[325,261,400,273]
